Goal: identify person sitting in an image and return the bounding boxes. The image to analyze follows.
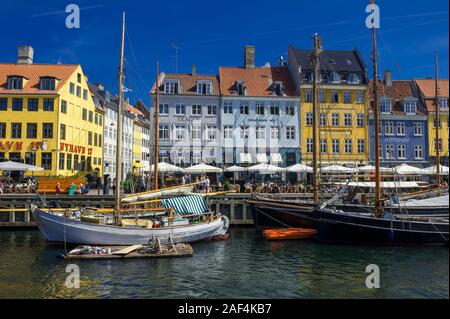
[55,183,61,195]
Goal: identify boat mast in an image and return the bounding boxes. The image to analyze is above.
[434,49,440,188]
[114,12,125,224]
[311,33,322,205]
[153,62,159,190]
[370,0,382,217]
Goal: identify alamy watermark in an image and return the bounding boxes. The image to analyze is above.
[65,4,80,29]
[365,2,380,29]
[65,264,80,288]
[365,264,380,289]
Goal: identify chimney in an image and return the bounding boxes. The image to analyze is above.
[244,45,255,68]
[17,45,34,64]
[192,64,196,75]
[384,70,392,87]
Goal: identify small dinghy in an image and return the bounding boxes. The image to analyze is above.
[61,238,193,260]
[263,228,317,240]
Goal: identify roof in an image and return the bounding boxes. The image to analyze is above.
[0,63,79,95]
[125,101,144,116]
[151,73,220,96]
[368,80,426,116]
[414,79,449,98]
[289,46,366,74]
[219,66,296,97]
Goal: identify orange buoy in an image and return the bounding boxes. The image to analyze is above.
[263,228,317,240]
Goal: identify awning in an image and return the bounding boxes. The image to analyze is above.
[270,153,283,163]
[256,153,268,163]
[240,153,252,163]
[0,161,44,172]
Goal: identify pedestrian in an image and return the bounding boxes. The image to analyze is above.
[55,182,61,195]
[112,178,116,195]
[181,175,186,185]
[78,183,84,195]
[0,180,3,194]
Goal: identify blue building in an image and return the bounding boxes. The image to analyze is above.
[368,72,429,167]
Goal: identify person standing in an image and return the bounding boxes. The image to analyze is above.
[55,182,61,195]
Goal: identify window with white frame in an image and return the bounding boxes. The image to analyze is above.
[330,72,340,83]
[256,126,265,140]
[385,122,394,136]
[256,102,265,115]
[306,138,313,153]
[386,144,394,159]
[357,139,365,154]
[433,116,442,128]
[347,73,360,84]
[320,139,327,153]
[207,105,217,115]
[175,125,186,140]
[397,145,406,159]
[306,112,313,126]
[206,125,216,140]
[270,103,280,115]
[197,80,212,95]
[223,126,233,139]
[320,113,327,126]
[175,104,185,115]
[332,113,339,126]
[343,91,352,103]
[286,126,295,140]
[223,101,232,114]
[332,139,340,154]
[285,104,295,116]
[240,126,249,139]
[331,91,339,102]
[319,90,326,103]
[413,122,422,136]
[191,124,201,140]
[164,80,179,94]
[159,104,169,115]
[240,103,249,114]
[192,104,202,115]
[344,139,352,153]
[414,145,423,159]
[270,126,280,140]
[357,114,364,127]
[380,97,392,113]
[397,122,405,136]
[305,90,313,102]
[344,113,352,127]
[356,91,364,103]
[439,98,448,109]
[404,99,417,114]
[159,124,169,140]
[434,138,443,152]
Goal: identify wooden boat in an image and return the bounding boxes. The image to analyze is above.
[263,228,317,240]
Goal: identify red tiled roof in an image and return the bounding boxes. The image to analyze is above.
[414,78,449,98]
[151,73,220,96]
[0,63,79,95]
[125,101,144,116]
[219,66,296,97]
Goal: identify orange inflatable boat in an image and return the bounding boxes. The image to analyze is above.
[263,228,317,240]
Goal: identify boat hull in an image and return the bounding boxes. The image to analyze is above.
[32,208,229,245]
[315,209,449,245]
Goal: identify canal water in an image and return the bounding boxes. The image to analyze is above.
[0,228,448,299]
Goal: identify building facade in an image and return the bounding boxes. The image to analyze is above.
[368,74,429,167]
[150,71,222,166]
[219,46,301,167]
[287,45,369,167]
[0,46,103,177]
[414,79,449,166]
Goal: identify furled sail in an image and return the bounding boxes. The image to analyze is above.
[121,184,195,203]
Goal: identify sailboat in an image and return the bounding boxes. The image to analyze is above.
[314,0,448,245]
[31,13,229,245]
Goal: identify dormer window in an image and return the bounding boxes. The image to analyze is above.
[319,72,327,83]
[236,80,245,96]
[303,71,313,82]
[164,80,179,94]
[403,98,417,115]
[347,73,360,84]
[39,77,56,90]
[273,81,283,96]
[197,80,212,95]
[7,76,24,89]
[439,98,448,109]
[330,72,341,84]
[380,97,392,113]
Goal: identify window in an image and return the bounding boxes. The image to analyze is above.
[319,90,326,103]
[413,122,422,136]
[331,113,339,126]
[175,104,186,115]
[305,90,313,102]
[270,126,280,140]
[70,82,75,94]
[397,145,406,159]
[7,76,23,89]
[236,81,245,96]
[348,73,360,84]
[66,154,72,170]
[60,100,67,113]
[159,104,169,115]
[357,114,364,127]
[331,91,339,103]
[25,153,36,166]
[94,133,98,146]
[344,139,352,153]
[433,116,442,128]
[88,131,93,145]
[223,101,232,114]
[82,108,87,120]
[223,126,233,139]
[40,77,56,90]
[77,73,82,83]
[385,122,394,136]
[404,99,416,114]
[270,104,280,115]
[240,126,249,139]
[0,123,5,138]
[12,98,23,111]
[164,80,179,94]
[191,124,201,140]
[59,153,65,170]
[320,139,327,153]
[306,138,313,153]
[414,145,423,159]
[27,123,37,138]
[94,113,98,125]
[285,104,295,116]
[330,72,340,83]
[158,125,169,140]
[343,91,352,103]
[256,126,265,140]
[344,113,352,127]
[83,89,88,100]
[28,98,38,111]
[439,98,448,109]
[197,81,212,95]
[175,125,186,140]
[306,113,313,126]
[380,98,392,113]
[0,153,4,162]
[434,138,443,152]
[386,145,394,159]
[273,81,283,95]
[320,113,326,126]
[207,105,217,115]
[11,123,21,138]
[9,152,21,162]
[99,115,102,127]
[0,98,7,111]
[206,125,216,140]
[98,134,102,147]
[256,103,265,115]
[76,86,81,97]
[43,98,54,111]
[41,153,52,170]
[286,126,295,140]
[397,122,405,136]
[240,103,249,115]
[192,105,202,115]
[88,111,93,122]
[356,91,364,103]
[43,123,53,138]
[357,139,365,154]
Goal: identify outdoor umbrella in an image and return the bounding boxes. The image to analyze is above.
[286,163,313,173]
[224,165,247,172]
[185,163,222,174]
[358,165,394,173]
[320,164,358,174]
[0,161,44,172]
[149,162,185,173]
[247,163,286,174]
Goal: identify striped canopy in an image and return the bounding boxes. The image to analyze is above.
[160,195,209,215]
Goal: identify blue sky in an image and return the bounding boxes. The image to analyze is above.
[0,0,448,105]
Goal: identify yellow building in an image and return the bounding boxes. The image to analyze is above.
[125,102,144,175]
[0,46,104,177]
[414,79,449,166]
[288,46,369,166]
